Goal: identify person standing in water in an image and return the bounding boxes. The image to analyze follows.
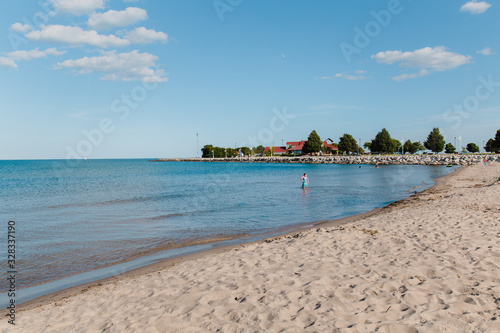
[301,173,309,188]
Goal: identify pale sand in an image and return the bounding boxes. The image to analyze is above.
[2,163,500,332]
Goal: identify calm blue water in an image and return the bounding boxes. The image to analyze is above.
[0,159,454,290]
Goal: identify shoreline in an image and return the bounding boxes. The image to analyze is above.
[3,165,463,314]
[0,200,386,313]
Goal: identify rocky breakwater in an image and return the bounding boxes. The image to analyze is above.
[154,154,499,165]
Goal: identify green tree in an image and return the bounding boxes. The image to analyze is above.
[484,138,496,153]
[403,140,424,154]
[403,140,413,154]
[423,128,445,153]
[494,129,500,151]
[338,133,358,154]
[254,145,265,155]
[370,128,397,154]
[363,142,372,151]
[236,147,251,155]
[302,130,322,154]
[392,139,402,153]
[408,141,425,154]
[466,143,479,153]
[414,141,426,152]
[201,145,237,158]
[201,145,213,158]
[215,147,227,158]
[445,143,456,154]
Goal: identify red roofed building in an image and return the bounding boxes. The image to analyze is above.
[264,146,287,155]
[323,140,339,153]
[286,141,306,155]
[285,140,338,155]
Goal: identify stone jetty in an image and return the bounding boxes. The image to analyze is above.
[153,154,499,165]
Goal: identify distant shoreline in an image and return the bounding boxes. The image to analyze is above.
[152,154,499,165]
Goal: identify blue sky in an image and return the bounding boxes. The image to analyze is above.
[1,0,499,159]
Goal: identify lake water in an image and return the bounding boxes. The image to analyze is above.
[0,159,454,293]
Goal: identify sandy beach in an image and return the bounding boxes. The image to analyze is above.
[2,163,500,332]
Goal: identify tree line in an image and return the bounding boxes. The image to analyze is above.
[201,128,500,157]
[306,128,500,154]
[201,145,266,158]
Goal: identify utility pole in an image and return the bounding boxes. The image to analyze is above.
[196,133,199,158]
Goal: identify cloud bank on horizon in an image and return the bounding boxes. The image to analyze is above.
[1,0,168,82]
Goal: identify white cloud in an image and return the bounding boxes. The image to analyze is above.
[27,25,130,48]
[372,46,472,81]
[319,71,367,80]
[51,0,107,15]
[88,7,148,30]
[124,27,167,44]
[460,0,491,14]
[55,50,167,82]
[8,48,66,61]
[0,57,18,69]
[477,47,492,55]
[393,69,431,81]
[10,23,32,33]
[0,48,66,70]
[335,73,367,80]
